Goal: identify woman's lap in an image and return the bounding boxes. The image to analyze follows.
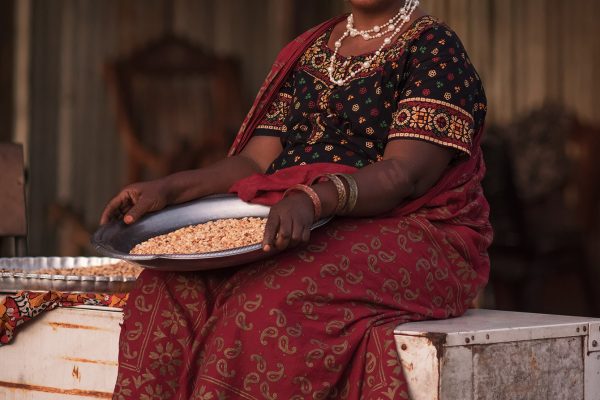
[113,215,487,399]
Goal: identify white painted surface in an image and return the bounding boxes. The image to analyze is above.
[395,309,596,347]
[0,306,122,399]
[395,335,440,400]
[394,309,600,400]
[586,326,600,400]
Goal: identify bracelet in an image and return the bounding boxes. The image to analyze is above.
[309,174,348,215]
[336,173,358,215]
[283,184,322,221]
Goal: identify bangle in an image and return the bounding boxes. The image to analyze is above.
[310,174,348,215]
[336,173,358,215]
[283,184,322,221]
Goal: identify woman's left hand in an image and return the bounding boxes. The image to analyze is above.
[262,193,315,252]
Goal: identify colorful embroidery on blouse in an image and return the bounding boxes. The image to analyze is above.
[253,16,486,172]
[389,97,475,154]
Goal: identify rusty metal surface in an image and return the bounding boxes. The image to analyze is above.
[394,309,600,400]
[0,382,112,399]
[473,337,583,400]
[440,346,473,400]
[0,256,136,293]
[0,307,121,399]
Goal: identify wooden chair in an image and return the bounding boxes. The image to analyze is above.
[104,33,244,184]
[0,143,27,256]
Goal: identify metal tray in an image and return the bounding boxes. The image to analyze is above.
[0,257,136,294]
[91,194,330,272]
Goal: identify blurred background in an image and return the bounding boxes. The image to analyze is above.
[0,0,598,316]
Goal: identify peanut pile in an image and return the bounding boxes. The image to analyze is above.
[130,217,267,255]
[0,261,143,277]
[31,261,143,277]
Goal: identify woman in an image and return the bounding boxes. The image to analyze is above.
[102,0,491,398]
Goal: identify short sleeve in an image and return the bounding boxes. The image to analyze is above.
[253,72,295,137]
[388,25,487,156]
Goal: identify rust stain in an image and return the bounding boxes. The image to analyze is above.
[423,332,448,360]
[0,381,112,398]
[72,365,81,381]
[530,354,539,371]
[48,322,103,331]
[401,361,415,372]
[63,356,118,366]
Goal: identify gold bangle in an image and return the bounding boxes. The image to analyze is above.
[310,174,348,215]
[283,184,322,221]
[336,173,358,215]
[327,174,348,215]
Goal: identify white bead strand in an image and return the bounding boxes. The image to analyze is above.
[328,0,419,87]
[346,0,418,40]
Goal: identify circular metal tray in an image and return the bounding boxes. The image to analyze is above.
[91,194,330,272]
[0,257,136,294]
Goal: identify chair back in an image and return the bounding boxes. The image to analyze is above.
[0,143,27,255]
[105,34,244,183]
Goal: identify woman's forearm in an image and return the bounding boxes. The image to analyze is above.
[162,154,263,205]
[312,141,453,218]
[312,158,417,218]
[347,158,419,215]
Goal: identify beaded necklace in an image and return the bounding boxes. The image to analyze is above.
[328,0,419,86]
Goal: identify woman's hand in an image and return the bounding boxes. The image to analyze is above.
[262,193,315,252]
[100,179,170,225]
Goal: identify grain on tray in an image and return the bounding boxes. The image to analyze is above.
[30,261,143,277]
[130,217,267,255]
[0,268,18,273]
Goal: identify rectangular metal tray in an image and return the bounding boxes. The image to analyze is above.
[0,257,137,293]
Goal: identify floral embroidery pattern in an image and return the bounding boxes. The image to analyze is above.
[389,98,475,154]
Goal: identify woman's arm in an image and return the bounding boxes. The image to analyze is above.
[262,140,453,251]
[99,136,282,225]
[317,140,454,217]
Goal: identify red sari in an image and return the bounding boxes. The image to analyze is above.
[113,16,492,400]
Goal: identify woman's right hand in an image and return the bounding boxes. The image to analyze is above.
[100,179,170,225]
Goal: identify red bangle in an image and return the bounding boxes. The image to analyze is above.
[309,173,348,215]
[283,184,322,221]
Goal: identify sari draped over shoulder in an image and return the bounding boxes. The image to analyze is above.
[113,15,492,400]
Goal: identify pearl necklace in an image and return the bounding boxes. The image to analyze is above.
[328,0,419,87]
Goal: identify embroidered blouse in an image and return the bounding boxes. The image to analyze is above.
[252,16,487,173]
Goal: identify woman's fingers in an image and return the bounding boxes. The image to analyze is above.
[100,192,132,225]
[289,219,306,248]
[263,212,280,252]
[123,197,154,224]
[275,214,292,251]
[263,194,315,252]
[301,226,311,244]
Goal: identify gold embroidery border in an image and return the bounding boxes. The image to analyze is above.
[256,124,284,132]
[398,97,474,123]
[388,131,472,155]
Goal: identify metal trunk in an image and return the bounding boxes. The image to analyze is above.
[394,309,600,400]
